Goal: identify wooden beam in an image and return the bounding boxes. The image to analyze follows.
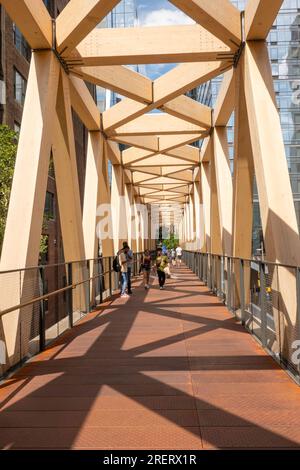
[200,137,213,162]
[0,52,59,270]
[102,62,225,133]
[162,95,212,128]
[122,148,153,165]
[111,164,127,251]
[168,169,194,182]
[69,75,100,131]
[108,114,205,137]
[83,132,113,260]
[0,52,59,365]
[109,135,159,153]
[213,68,235,126]
[159,134,203,153]
[154,61,231,104]
[244,39,300,350]
[213,127,233,255]
[56,0,120,54]
[201,162,211,251]
[161,166,193,176]
[210,140,222,255]
[166,145,201,164]
[245,0,284,40]
[0,0,52,49]
[53,70,86,264]
[169,0,242,48]
[131,167,162,177]
[232,56,254,261]
[127,154,195,168]
[244,40,300,266]
[74,24,232,66]
[71,65,153,104]
[105,139,121,165]
[139,176,191,186]
[132,171,159,184]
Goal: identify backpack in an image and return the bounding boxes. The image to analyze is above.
[113,255,121,273]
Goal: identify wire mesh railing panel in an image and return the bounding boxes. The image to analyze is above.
[183,250,300,384]
[0,256,120,379]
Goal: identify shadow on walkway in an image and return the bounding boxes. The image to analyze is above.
[1,265,300,449]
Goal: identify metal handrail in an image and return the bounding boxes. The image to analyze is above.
[0,256,108,275]
[183,249,300,384]
[183,250,300,271]
[0,254,144,318]
[0,272,104,318]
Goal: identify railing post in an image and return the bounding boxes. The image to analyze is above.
[39,266,46,352]
[99,258,103,304]
[227,257,231,310]
[240,259,246,325]
[260,262,267,348]
[108,257,112,297]
[67,262,73,329]
[87,259,91,312]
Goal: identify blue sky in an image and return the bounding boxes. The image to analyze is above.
[135,0,194,79]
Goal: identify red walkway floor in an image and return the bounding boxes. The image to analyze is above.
[1,265,300,449]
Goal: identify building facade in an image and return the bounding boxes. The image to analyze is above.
[196,0,300,253]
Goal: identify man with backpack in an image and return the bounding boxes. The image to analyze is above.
[117,245,129,297]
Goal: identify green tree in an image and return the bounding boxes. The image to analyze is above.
[0,125,18,250]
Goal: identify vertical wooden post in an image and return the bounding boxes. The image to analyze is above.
[213,126,233,256]
[111,164,127,253]
[232,57,254,310]
[201,162,211,253]
[0,51,60,366]
[244,40,300,356]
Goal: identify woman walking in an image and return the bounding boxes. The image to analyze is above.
[155,248,169,290]
[141,249,152,290]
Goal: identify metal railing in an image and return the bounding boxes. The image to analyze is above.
[183,250,300,384]
[0,253,143,379]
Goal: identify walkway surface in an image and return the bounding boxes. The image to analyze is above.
[1,265,300,449]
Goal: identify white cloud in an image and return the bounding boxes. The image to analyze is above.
[141,8,195,27]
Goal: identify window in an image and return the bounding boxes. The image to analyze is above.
[13,24,30,61]
[14,69,27,105]
[44,191,55,220]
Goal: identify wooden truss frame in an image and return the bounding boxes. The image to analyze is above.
[0,0,299,366]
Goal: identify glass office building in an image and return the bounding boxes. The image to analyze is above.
[96,0,139,112]
[196,0,300,253]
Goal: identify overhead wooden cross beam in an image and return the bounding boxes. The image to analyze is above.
[213,68,235,126]
[72,25,234,66]
[245,0,284,40]
[70,65,153,104]
[69,75,101,131]
[108,114,206,137]
[0,0,52,49]
[169,0,242,49]
[56,0,121,54]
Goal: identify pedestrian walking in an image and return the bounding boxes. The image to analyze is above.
[176,245,183,268]
[141,249,152,289]
[118,245,129,297]
[155,247,169,290]
[171,248,176,267]
[123,242,133,295]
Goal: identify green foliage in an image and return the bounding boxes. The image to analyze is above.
[162,234,179,250]
[0,125,18,250]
